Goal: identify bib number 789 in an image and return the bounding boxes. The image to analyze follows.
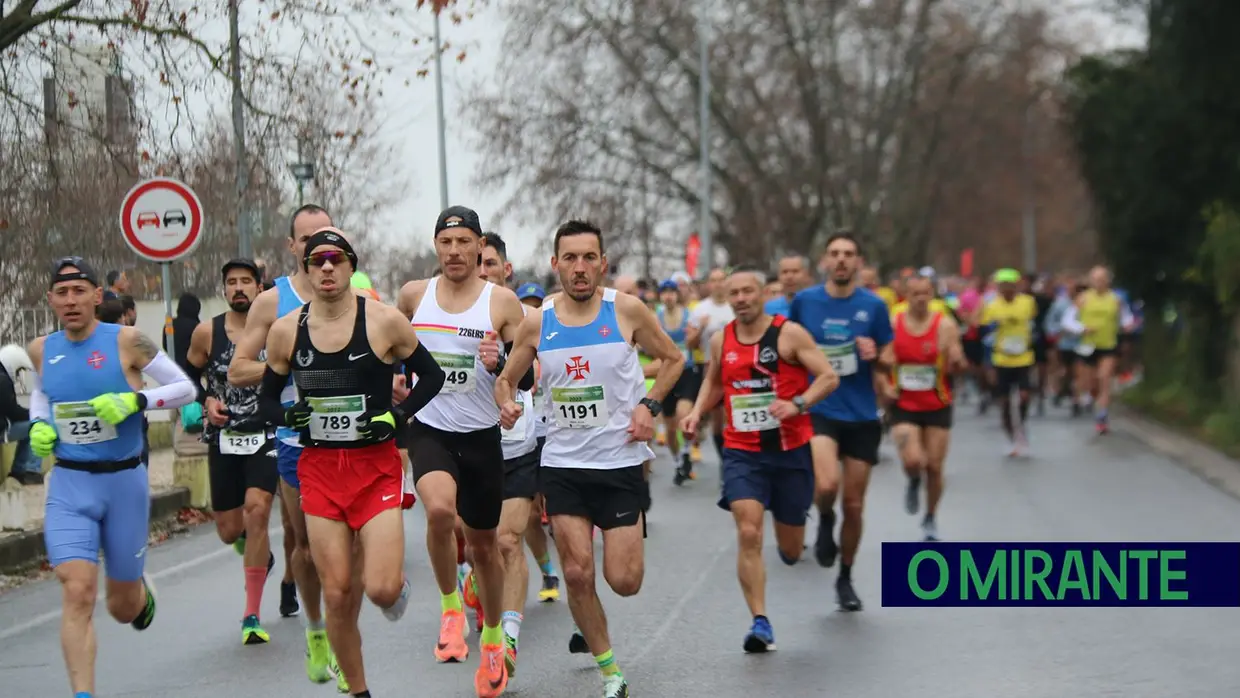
[318,415,352,430]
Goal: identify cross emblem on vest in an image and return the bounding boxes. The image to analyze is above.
[598,325,611,337]
[87,351,105,369]
[566,356,590,380]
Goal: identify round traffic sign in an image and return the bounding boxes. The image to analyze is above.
[118,178,204,262]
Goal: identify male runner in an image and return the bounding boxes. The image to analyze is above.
[185,258,279,644]
[497,220,683,698]
[397,206,533,695]
[480,232,545,679]
[1063,265,1134,434]
[258,230,446,698]
[229,204,355,686]
[764,254,813,316]
[890,275,964,541]
[685,267,734,476]
[654,279,698,475]
[981,268,1037,454]
[683,266,838,653]
[28,257,197,698]
[788,231,893,611]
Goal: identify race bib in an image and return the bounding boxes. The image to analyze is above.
[53,401,117,446]
[434,352,476,394]
[1075,343,1096,357]
[897,365,938,392]
[220,429,265,455]
[501,396,529,442]
[821,342,859,376]
[551,385,609,429]
[729,392,778,432]
[1000,337,1028,355]
[307,395,365,442]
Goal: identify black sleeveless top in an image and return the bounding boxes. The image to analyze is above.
[205,314,264,439]
[290,296,394,448]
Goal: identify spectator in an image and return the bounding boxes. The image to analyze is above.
[96,298,125,323]
[0,345,43,486]
[119,294,137,326]
[165,292,200,373]
[104,269,131,301]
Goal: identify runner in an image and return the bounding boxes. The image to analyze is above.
[788,231,893,611]
[890,275,965,542]
[685,267,734,479]
[184,258,279,644]
[653,279,698,476]
[257,229,445,698]
[229,204,355,687]
[764,254,813,316]
[496,219,684,698]
[1063,265,1134,434]
[28,257,197,698]
[682,266,839,653]
[396,206,533,695]
[980,268,1038,454]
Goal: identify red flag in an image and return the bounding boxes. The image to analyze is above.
[685,233,702,279]
[960,248,974,277]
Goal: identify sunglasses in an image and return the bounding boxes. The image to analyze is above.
[52,256,86,272]
[307,250,349,267]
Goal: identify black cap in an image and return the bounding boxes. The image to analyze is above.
[435,206,483,237]
[49,256,100,289]
[221,258,260,283]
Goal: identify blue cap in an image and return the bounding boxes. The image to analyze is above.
[516,282,545,301]
[658,279,679,293]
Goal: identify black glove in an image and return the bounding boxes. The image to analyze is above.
[284,400,312,430]
[356,408,402,442]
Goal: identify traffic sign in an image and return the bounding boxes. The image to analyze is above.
[118,177,204,262]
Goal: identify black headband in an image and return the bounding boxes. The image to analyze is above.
[302,228,359,271]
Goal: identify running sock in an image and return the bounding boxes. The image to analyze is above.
[840,562,853,581]
[501,611,522,642]
[243,567,267,618]
[536,553,556,577]
[306,617,325,632]
[481,622,504,646]
[594,649,622,677]
[441,590,463,613]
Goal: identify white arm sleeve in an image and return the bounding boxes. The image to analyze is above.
[138,351,198,410]
[1061,305,1085,334]
[28,371,51,421]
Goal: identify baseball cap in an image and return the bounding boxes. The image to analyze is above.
[434,206,483,237]
[221,258,260,282]
[49,256,100,289]
[658,279,679,293]
[993,268,1022,284]
[516,282,545,301]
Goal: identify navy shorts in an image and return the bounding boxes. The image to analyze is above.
[276,441,302,489]
[717,445,814,526]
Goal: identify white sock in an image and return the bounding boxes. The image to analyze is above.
[501,611,522,644]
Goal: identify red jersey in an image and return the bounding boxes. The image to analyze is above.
[893,312,952,411]
[720,315,813,452]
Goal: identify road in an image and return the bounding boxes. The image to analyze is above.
[3,403,1240,697]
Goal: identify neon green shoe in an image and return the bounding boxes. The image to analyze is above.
[232,536,246,555]
[241,615,269,645]
[305,629,332,683]
[329,649,349,693]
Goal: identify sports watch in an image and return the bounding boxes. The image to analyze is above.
[792,396,807,414]
[639,397,663,417]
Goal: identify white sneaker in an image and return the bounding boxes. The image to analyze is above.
[381,577,410,621]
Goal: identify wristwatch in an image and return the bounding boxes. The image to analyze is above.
[792,396,807,414]
[639,397,663,417]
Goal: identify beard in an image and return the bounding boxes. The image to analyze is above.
[228,297,252,312]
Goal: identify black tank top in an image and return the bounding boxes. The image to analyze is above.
[205,314,264,439]
[291,296,393,449]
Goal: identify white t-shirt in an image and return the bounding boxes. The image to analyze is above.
[692,298,734,364]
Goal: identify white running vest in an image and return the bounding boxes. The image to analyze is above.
[538,288,654,470]
[500,305,538,460]
[411,277,500,432]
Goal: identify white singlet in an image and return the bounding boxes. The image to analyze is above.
[501,305,539,460]
[410,277,501,432]
[538,288,654,470]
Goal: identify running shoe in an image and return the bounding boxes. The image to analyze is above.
[329,650,349,693]
[568,628,590,654]
[435,609,470,663]
[836,576,863,612]
[305,628,332,684]
[280,581,300,617]
[381,577,411,621]
[504,632,519,678]
[475,642,508,697]
[603,673,630,698]
[538,574,561,603]
[742,616,776,653]
[922,516,939,542]
[265,551,275,578]
[904,477,921,515]
[463,571,484,632]
[814,510,838,568]
[689,443,702,462]
[241,614,269,645]
[130,574,157,631]
[232,535,246,556]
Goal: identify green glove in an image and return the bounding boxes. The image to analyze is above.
[284,400,312,430]
[357,409,398,441]
[28,421,58,458]
[89,392,141,426]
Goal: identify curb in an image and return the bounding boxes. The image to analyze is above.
[0,486,193,574]
[1112,404,1240,501]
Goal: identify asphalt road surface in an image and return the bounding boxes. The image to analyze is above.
[3,402,1240,697]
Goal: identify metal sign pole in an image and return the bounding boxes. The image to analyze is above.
[161,262,175,360]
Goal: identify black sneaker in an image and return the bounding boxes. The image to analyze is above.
[265,551,275,579]
[672,459,691,486]
[568,630,590,654]
[836,576,863,612]
[280,581,300,618]
[813,510,838,568]
[131,574,157,630]
[904,477,921,516]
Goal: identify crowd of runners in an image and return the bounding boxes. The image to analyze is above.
[14,203,1142,698]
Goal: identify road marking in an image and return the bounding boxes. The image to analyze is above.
[631,539,731,663]
[0,526,285,641]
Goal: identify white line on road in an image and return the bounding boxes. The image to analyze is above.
[631,539,731,663]
[0,526,285,642]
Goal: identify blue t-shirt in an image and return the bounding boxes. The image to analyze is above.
[789,286,893,423]
[764,296,791,317]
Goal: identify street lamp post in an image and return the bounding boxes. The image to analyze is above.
[433,9,450,209]
[290,136,314,207]
[697,0,712,274]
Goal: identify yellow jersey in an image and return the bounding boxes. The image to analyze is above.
[873,286,898,309]
[982,294,1037,368]
[891,298,949,322]
[1078,290,1121,351]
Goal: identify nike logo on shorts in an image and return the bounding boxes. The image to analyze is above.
[382,494,397,501]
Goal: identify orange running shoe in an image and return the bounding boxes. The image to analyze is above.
[475,642,509,697]
[463,571,484,632]
[434,609,470,663]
